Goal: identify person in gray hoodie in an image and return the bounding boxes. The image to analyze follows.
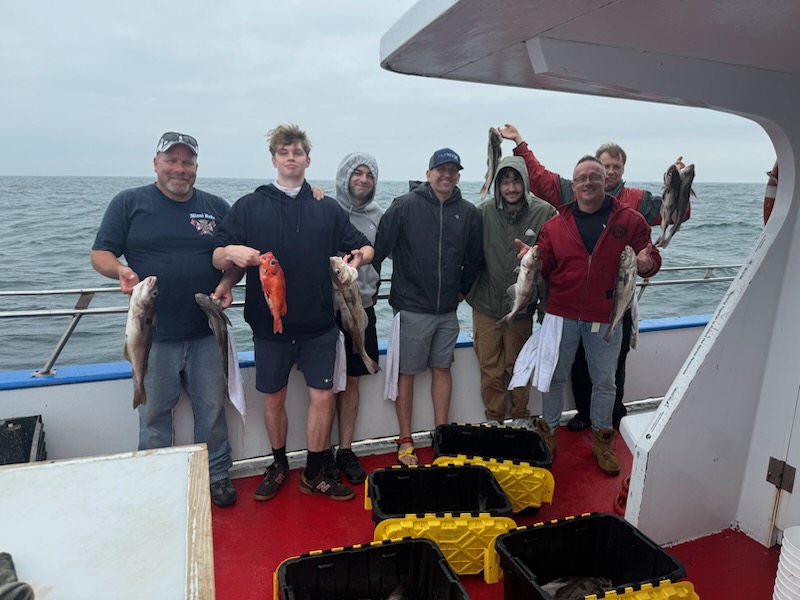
[332,152,383,484]
[466,156,556,427]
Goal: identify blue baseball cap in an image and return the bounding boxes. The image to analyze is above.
[429,148,463,170]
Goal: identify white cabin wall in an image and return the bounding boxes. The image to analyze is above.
[738,153,800,544]
[524,38,800,544]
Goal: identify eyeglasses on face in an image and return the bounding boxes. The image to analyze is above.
[573,173,605,184]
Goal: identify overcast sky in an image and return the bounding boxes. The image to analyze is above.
[0,1,776,183]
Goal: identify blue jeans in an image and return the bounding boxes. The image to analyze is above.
[541,318,622,431]
[138,335,233,482]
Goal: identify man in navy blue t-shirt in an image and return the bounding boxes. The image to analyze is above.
[91,132,237,507]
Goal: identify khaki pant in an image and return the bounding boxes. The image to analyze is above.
[472,309,533,420]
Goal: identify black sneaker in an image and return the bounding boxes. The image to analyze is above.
[254,462,289,501]
[336,448,366,484]
[323,447,342,483]
[299,469,355,501]
[210,477,237,507]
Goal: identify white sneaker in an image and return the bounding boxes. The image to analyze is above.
[484,419,501,427]
[511,418,532,430]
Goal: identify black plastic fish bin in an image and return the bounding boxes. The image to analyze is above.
[495,513,687,600]
[276,538,470,600]
[433,423,551,468]
[367,464,512,524]
[0,415,46,465]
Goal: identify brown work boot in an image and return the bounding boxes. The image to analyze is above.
[591,428,621,475]
[534,418,558,456]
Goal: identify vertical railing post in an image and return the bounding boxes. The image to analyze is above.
[33,291,96,377]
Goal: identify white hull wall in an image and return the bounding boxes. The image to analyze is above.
[0,325,701,463]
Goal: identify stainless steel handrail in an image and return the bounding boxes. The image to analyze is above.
[1,264,741,375]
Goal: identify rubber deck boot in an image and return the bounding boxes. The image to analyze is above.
[534,418,558,456]
[591,428,621,475]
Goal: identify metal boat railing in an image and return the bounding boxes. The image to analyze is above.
[0,264,740,376]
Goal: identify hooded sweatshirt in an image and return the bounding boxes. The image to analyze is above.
[214,182,370,340]
[466,156,557,320]
[334,152,383,308]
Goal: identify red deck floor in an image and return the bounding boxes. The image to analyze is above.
[211,427,779,599]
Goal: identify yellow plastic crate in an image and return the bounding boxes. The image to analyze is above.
[433,454,555,513]
[595,580,698,599]
[373,512,517,575]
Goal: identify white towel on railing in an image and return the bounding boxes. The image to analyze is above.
[630,294,640,350]
[227,334,246,423]
[383,313,401,401]
[332,331,347,393]
[508,314,563,392]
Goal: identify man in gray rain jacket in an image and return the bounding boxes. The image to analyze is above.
[331,152,383,484]
[466,156,556,427]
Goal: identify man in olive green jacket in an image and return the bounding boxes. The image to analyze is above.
[466,156,556,426]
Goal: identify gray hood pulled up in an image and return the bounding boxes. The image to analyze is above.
[334,152,383,307]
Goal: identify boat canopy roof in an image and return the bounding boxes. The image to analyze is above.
[380,0,800,111]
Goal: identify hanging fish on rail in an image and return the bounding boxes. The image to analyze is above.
[479,127,503,199]
[123,276,158,408]
[195,293,232,398]
[259,251,287,334]
[330,256,380,374]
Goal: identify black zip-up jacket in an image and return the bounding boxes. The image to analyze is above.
[373,182,483,314]
[214,182,370,339]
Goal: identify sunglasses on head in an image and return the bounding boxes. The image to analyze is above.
[156,132,198,153]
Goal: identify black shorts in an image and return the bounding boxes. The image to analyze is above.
[253,325,338,393]
[335,305,379,377]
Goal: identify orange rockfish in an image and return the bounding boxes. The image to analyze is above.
[259,251,287,334]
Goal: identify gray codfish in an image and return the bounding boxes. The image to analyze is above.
[541,575,613,599]
[656,164,681,248]
[195,293,232,399]
[123,276,158,408]
[498,245,541,327]
[330,256,380,374]
[657,163,694,248]
[603,246,637,343]
[479,127,503,199]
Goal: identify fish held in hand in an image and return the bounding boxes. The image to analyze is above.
[603,246,637,343]
[330,256,380,374]
[479,127,503,199]
[259,251,287,334]
[657,163,694,248]
[498,245,541,327]
[124,276,158,408]
[195,293,232,398]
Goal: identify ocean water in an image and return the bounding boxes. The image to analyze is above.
[0,176,765,372]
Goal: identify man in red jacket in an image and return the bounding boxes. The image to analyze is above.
[499,124,687,431]
[525,155,661,475]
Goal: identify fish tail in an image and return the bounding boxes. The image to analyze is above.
[273,317,283,334]
[364,355,380,374]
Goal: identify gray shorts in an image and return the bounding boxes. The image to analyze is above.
[398,310,459,374]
